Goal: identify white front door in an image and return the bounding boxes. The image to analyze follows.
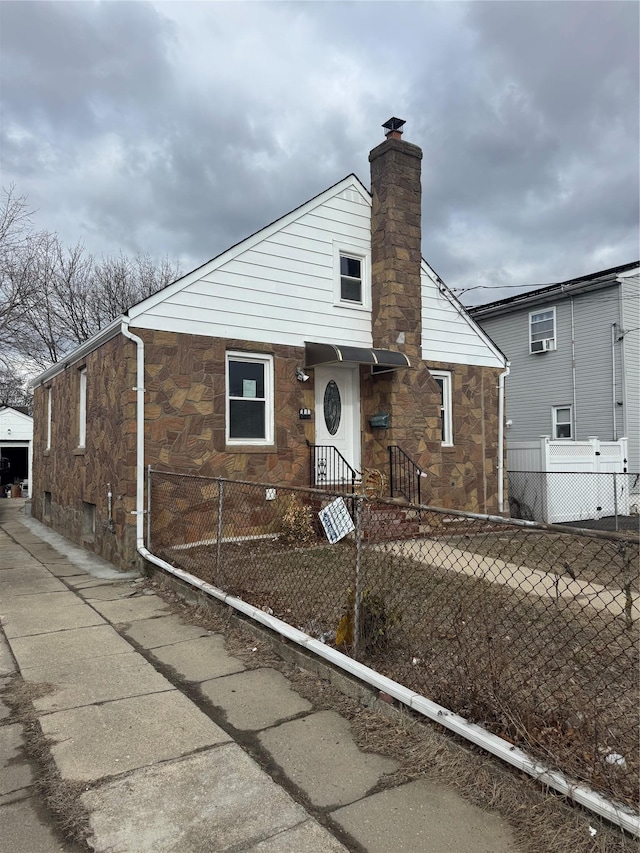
[314,365,361,484]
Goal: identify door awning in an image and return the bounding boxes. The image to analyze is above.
[304,342,411,372]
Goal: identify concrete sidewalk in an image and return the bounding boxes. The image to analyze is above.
[0,498,517,852]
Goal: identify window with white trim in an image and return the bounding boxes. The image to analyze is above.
[78,368,87,448]
[46,386,52,450]
[340,255,362,302]
[529,308,556,353]
[226,352,274,445]
[431,370,453,446]
[553,405,572,439]
[333,243,369,308]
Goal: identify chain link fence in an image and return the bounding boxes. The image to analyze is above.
[509,470,640,532]
[149,469,639,811]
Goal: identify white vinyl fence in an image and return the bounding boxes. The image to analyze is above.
[507,436,635,523]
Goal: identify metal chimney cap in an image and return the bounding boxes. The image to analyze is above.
[382,117,405,135]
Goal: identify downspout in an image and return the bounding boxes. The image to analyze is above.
[106,483,114,533]
[27,433,33,500]
[570,296,577,437]
[120,320,147,551]
[611,323,617,440]
[497,363,511,514]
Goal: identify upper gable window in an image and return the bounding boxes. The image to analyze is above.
[333,243,369,309]
[226,352,274,445]
[340,256,362,303]
[530,308,556,353]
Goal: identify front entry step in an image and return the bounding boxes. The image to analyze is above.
[361,503,421,541]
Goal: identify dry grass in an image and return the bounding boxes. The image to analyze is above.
[465,530,639,591]
[149,571,639,853]
[156,534,639,810]
[0,675,92,849]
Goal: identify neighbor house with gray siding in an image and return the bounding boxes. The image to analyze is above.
[469,262,640,474]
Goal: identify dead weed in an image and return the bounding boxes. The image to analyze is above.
[0,674,92,849]
[148,571,638,853]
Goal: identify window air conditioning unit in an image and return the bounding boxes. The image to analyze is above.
[531,338,555,353]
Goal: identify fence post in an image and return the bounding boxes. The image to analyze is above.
[352,496,363,660]
[216,480,224,586]
[613,472,618,532]
[146,465,152,551]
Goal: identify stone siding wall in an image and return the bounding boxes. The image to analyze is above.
[32,329,504,570]
[360,361,503,514]
[140,330,313,484]
[141,328,503,514]
[31,335,139,568]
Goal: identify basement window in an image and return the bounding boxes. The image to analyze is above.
[44,491,52,522]
[82,501,96,541]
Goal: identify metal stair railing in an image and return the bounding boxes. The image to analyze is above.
[307,441,360,493]
[388,445,424,504]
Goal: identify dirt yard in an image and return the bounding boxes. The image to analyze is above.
[159,533,639,810]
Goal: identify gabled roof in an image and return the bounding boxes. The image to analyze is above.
[469,261,639,320]
[127,174,371,321]
[32,317,124,388]
[0,405,33,423]
[32,175,371,387]
[420,259,508,366]
[31,168,507,380]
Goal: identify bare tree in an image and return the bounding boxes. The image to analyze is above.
[79,251,180,342]
[0,185,38,342]
[13,232,71,367]
[0,184,33,252]
[1,187,180,375]
[0,365,33,413]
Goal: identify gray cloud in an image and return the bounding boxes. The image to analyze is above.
[1,1,637,305]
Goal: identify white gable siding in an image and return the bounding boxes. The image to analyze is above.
[130,179,503,366]
[0,408,33,441]
[421,265,504,368]
[131,184,374,348]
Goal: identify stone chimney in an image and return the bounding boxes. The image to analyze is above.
[369,118,423,362]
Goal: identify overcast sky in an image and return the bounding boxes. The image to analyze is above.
[2,1,638,306]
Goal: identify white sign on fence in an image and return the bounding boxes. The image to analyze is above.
[318,497,355,544]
